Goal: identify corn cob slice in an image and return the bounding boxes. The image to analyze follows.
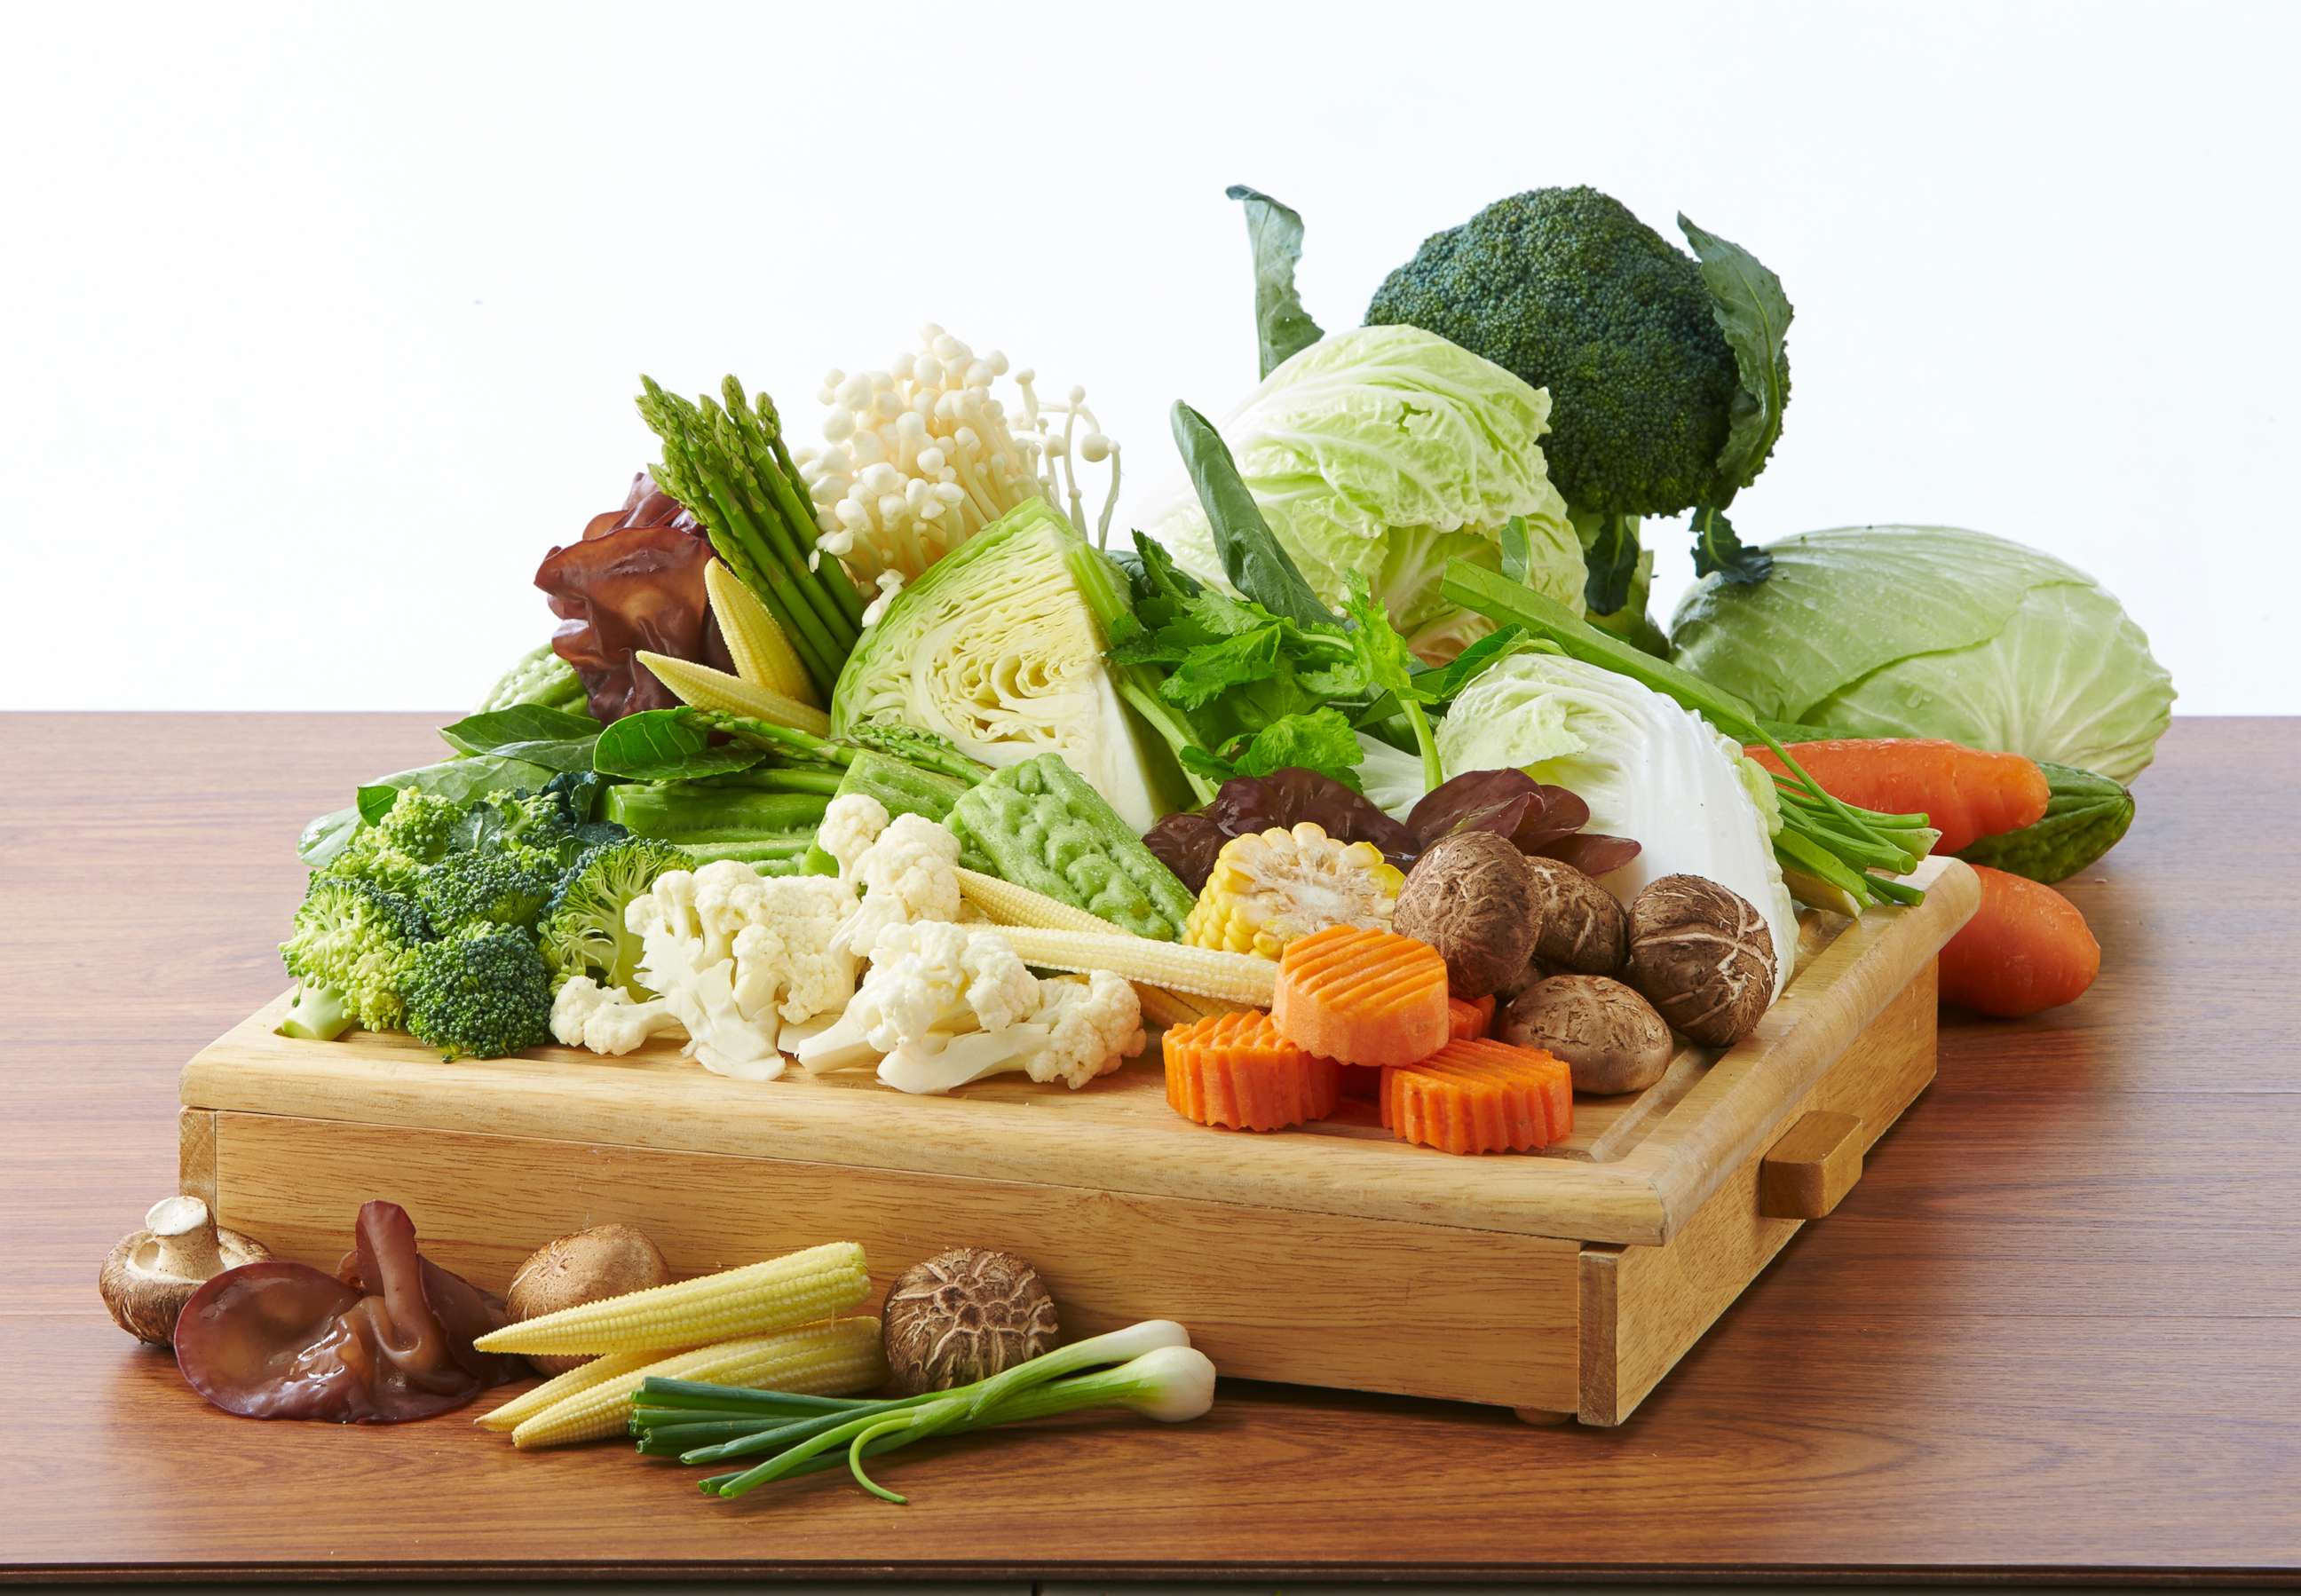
[510,1317,884,1450]
[636,649,832,738]
[1133,983,1250,1030]
[474,1348,671,1432]
[706,559,818,706]
[991,926,1277,1007]
[1182,823,1404,960]
[471,1241,869,1357]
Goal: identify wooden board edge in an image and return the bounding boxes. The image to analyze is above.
[178,1108,217,1212]
[1577,1244,1623,1426]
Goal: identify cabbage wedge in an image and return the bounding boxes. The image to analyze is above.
[832,500,1174,831]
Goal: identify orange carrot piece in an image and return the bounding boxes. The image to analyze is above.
[1381,1039,1574,1154]
[1447,993,1496,1042]
[1272,926,1451,1067]
[1746,738,2051,856]
[1938,865,2100,1018]
[1163,1010,1342,1132]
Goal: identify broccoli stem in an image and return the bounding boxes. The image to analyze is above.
[275,983,352,1042]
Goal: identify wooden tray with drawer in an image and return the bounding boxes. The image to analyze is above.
[178,857,1978,1424]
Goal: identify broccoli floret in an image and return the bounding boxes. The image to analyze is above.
[325,788,461,895]
[401,924,555,1060]
[413,847,559,936]
[1366,187,1791,627]
[277,876,434,1039]
[536,837,691,993]
[460,778,625,871]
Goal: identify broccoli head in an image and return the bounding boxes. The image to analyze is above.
[401,924,555,1060]
[1366,186,1791,617]
[460,776,624,871]
[326,788,463,895]
[536,836,691,994]
[277,876,435,1040]
[413,847,559,936]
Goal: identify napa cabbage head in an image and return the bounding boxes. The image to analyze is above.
[1139,325,1584,661]
[1668,525,2175,784]
[833,499,1171,831]
[1437,652,1798,992]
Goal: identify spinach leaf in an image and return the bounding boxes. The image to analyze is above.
[1170,401,1333,629]
[297,805,363,868]
[1581,511,1642,615]
[1226,184,1324,378]
[1680,214,1793,500]
[436,705,601,773]
[354,754,559,826]
[1690,503,1773,585]
[593,707,769,781]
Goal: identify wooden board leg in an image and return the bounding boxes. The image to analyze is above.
[1513,1406,1575,1426]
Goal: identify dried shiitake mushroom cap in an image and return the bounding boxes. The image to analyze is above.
[1500,975,1676,1096]
[99,1196,270,1347]
[1625,873,1778,1047]
[1393,831,1538,999]
[882,1247,1060,1396]
[1522,856,1629,974]
[507,1223,671,1375]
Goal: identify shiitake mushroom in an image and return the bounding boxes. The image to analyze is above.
[1522,856,1628,974]
[506,1223,671,1375]
[1500,975,1676,1095]
[1392,832,1538,999]
[1625,874,1778,1047]
[882,1247,1060,1395]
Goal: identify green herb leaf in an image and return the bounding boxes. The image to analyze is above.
[353,755,560,826]
[1225,184,1324,379]
[1581,512,1641,615]
[1231,707,1364,785]
[593,708,770,781]
[1498,515,1537,585]
[1170,402,1333,630]
[1689,504,1774,585]
[1416,623,1528,701]
[1340,578,1443,789]
[1679,214,1793,500]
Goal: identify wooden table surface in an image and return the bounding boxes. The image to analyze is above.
[4,713,2295,1584]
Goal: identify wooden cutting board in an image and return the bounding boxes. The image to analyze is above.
[179,857,1978,1424]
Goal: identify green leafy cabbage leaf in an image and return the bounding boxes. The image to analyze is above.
[1141,326,1584,660]
[1669,526,2175,783]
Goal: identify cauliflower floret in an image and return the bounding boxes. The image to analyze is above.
[836,813,962,955]
[793,920,1037,1076]
[550,975,684,1056]
[817,794,891,881]
[875,970,1144,1095]
[626,865,860,1082]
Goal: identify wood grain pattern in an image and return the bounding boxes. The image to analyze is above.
[1759,1110,1865,1219]
[208,1110,1584,1411]
[4,713,2297,1579]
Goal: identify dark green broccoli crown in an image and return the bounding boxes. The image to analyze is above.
[538,837,690,992]
[414,848,558,936]
[401,925,555,1060]
[1364,186,1742,518]
[280,876,433,1031]
[463,782,626,871]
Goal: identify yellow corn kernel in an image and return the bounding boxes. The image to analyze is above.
[1132,983,1249,1029]
[510,1317,884,1450]
[474,1348,671,1432]
[956,867,1132,934]
[991,926,1277,1007]
[706,560,818,706]
[636,650,833,739]
[1181,822,1404,960]
[471,1241,869,1357]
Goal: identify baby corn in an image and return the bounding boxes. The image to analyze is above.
[992,926,1277,1007]
[472,1241,869,1357]
[637,650,832,738]
[706,549,819,706]
[510,1317,884,1450]
[474,1349,668,1432]
[956,867,1134,934]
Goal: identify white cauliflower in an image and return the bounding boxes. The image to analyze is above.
[795,920,1143,1095]
[549,976,683,1056]
[877,970,1144,1096]
[626,861,860,1081]
[835,812,962,955]
[817,794,890,881]
[795,920,1039,1076]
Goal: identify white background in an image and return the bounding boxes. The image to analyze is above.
[4,0,2292,713]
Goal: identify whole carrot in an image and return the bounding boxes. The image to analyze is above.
[1747,739,2050,856]
[1938,865,2100,1018]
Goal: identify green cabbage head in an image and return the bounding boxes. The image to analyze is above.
[1669,525,2175,783]
[1139,325,1585,660]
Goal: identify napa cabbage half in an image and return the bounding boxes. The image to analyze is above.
[832,499,1171,831]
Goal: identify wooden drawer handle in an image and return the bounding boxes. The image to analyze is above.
[1759,1110,1864,1220]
